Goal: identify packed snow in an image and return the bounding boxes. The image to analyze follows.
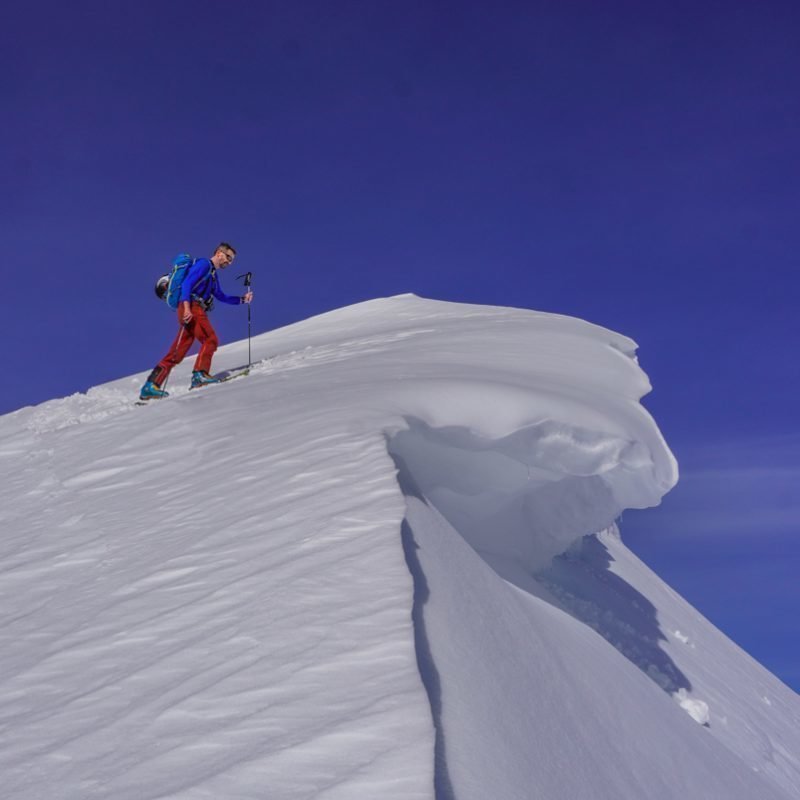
[1,295,798,799]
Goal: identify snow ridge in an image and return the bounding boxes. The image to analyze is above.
[1,295,797,800]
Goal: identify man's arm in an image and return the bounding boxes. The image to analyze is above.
[212,280,253,305]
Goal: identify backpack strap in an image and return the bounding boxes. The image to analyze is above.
[191,265,217,308]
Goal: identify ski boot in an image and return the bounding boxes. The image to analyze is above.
[190,370,222,389]
[139,380,169,401]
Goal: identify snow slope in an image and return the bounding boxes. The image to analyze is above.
[1,295,797,799]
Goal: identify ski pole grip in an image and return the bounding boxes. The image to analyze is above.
[237,272,253,288]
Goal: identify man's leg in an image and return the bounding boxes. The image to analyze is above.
[191,307,219,375]
[148,316,196,386]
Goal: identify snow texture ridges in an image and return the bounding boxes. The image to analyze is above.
[1,295,797,800]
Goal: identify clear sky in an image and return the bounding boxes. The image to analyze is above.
[6,2,798,689]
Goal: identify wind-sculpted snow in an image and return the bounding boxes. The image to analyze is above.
[389,417,656,573]
[1,295,797,800]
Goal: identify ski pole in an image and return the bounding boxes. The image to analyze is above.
[237,272,253,369]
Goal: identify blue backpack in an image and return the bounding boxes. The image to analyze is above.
[155,253,195,310]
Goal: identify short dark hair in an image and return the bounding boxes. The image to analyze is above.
[215,242,237,255]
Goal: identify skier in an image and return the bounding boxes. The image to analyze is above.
[139,243,253,400]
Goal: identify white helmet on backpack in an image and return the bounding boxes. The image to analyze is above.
[155,274,169,300]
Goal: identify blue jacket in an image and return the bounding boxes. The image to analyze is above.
[180,258,242,308]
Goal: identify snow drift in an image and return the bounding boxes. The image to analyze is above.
[0,295,797,799]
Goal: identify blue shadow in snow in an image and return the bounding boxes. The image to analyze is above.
[537,533,692,696]
[401,521,456,800]
[393,445,456,800]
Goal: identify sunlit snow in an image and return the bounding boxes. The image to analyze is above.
[1,295,798,799]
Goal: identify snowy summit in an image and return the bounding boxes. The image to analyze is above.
[1,295,798,799]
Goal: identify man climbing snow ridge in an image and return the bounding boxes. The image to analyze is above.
[140,242,253,400]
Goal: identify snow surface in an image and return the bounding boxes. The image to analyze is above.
[1,294,798,799]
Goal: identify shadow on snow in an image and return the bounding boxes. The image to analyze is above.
[388,418,690,798]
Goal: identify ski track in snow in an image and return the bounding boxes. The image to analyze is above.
[1,295,798,800]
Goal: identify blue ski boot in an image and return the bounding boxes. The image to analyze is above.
[190,370,222,389]
[139,380,169,401]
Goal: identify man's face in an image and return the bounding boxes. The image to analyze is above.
[213,248,236,269]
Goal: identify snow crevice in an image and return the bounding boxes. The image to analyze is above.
[399,519,457,800]
[386,416,644,799]
[385,414,797,799]
[387,415,697,798]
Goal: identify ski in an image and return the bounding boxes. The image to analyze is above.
[137,367,253,405]
[189,367,251,389]
[215,367,251,382]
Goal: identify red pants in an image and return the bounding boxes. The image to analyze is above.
[150,303,219,386]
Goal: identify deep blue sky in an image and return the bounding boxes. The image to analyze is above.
[6,2,798,689]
